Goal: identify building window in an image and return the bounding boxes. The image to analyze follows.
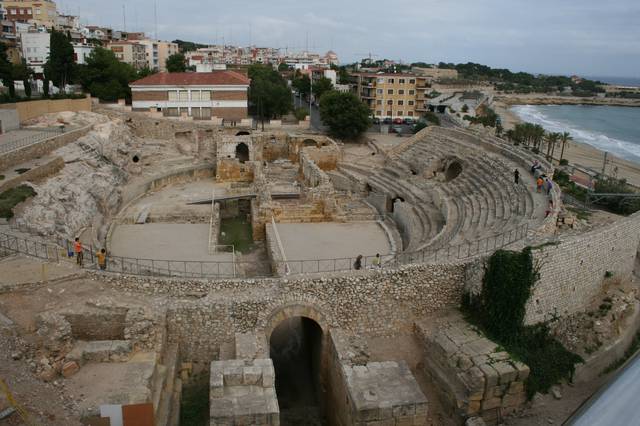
[191,91,201,101]
[10,9,16,15]
[409,90,415,95]
[408,100,414,106]
[35,8,40,15]
[168,91,179,101]
[387,89,393,95]
[409,79,415,84]
[201,91,211,100]
[398,89,405,95]
[376,89,383,94]
[386,110,392,116]
[398,100,404,106]
[376,110,382,116]
[408,111,414,116]
[388,78,394,84]
[399,79,405,84]
[387,100,393,105]
[398,111,404,115]
[179,91,189,101]
[376,100,382,105]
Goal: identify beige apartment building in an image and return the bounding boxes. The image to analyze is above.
[2,0,57,28]
[137,39,179,72]
[107,41,147,70]
[354,73,430,119]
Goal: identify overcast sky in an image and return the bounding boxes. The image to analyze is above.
[57,0,640,78]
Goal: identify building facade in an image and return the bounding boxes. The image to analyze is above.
[354,73,429,119]
[137,39,179,72]
[2,0,57,28]
[20,30,48,74]
[107,41,147,69]
[130,71,250,121]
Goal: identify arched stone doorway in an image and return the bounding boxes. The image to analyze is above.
[235,142,249,163]
[236,131,250,136]
[265,304,328,425]
[389,195,405,213]
[302,138,318,148]
[445,161,462,181]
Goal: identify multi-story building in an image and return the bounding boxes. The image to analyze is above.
[130,71,250,121]
[107,41,147,69]
[2,0,57,28]
[137,39,178,72]
[20,30,48,74]
[354,72,429,120]
[73,43,94,65]
[79,25,112,42]
[55,13,78,30]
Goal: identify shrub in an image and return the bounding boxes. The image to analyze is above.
[423,111,440,125]
[559,159,569,166]
[0,185,36,219]
[293,107,308,121]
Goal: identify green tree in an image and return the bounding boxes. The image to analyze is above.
[292,74,310,99]
[0,42,15,98]
[312,77,333,100]
[319,91,371,140]
[46,29,75,93]
[12,60,32,98]
[559,132,573,163]
[248,64,292,121]
[337,66,351,85]
[77,47,136,101]
[136,66,156,79]
[43,78,49,97]
[277,62,289,72]
[413,120,428,134]
[166,53,186,73]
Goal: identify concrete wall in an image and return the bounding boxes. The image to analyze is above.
[0,97,92,123]
[0,125,92,172]
[0,108,20,132]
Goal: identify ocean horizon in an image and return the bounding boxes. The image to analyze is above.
[585,76,640,87]
[510,104,640,164]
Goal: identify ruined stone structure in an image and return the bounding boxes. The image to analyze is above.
[3,109,640,426]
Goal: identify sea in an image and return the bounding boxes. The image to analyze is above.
[510,104,640,164]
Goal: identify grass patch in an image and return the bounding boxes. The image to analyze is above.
[180,374,209,426]
[0,185,36,219]
[0,175,4,180]
[462,248,583,399]
[219,216,254,253]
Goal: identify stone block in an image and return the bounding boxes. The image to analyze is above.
[394,416,415,426]
[223,366,243,386]
[465,417,487,426]
[262,364,275,388]
[61,361,80,378]
[412,415,428,425]
[478,363,499,389]
[467,400,481,416]
[514,361,530,381]
[242,366,262,385]
[502,391,526,408]
[414,401,428,416]
[492,361,518,384]
[507,381,524,395]
[481,396,502,411]
[392,404,415,417]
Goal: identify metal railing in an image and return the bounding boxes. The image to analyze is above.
[0,127,65,155]
[0,223,529,280]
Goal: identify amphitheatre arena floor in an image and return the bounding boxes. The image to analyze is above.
[110,223,234,262]
[275,221,391,261]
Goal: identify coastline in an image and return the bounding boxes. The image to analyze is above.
[491,100,640,187]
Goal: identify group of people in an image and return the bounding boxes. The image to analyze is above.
[71,237,107,270]
[353,253,383,270]
[514,160,556,218]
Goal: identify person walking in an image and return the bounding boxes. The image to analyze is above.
[514,169,520,185]
[546,178,553,195]
[354,255,363,270]
[74,237,83,267]
[536,177,544,193]
[96,248,107,271]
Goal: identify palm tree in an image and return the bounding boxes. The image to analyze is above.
[559,132,573,163]
[544,132,559,160]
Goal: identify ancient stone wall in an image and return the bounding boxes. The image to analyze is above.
[101,262,466,363]
[524,211,640,324]
[0,156,64,193]
[0,96,92,123]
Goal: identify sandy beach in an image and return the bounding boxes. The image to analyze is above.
[492,100,640,187]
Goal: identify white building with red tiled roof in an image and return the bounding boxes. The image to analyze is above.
[130,71,250,121]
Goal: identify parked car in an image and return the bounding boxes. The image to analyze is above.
[372,117,381,125]
[383,117,393,125]
[390,125,404,134]
[393,118,403,124]
[403,118,415,125]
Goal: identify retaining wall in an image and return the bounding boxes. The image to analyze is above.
[0,97,91,123]
[0,156,64,193]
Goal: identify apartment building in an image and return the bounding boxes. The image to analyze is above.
[2,0,57,28]
[354,73,429,119]
[130,71,250,121]
[20,30,48,74]
[137,39,179,72]
[108,41,147,69]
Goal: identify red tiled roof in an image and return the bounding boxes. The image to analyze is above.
[130,71,250,86]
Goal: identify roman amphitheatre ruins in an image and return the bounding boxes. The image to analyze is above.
[1,103,639,426]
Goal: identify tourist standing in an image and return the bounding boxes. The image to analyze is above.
[96,248,107,271]
[74,237,83,267]
[372,254,382,269]
[536,177,544,193]
[354,255,363,270]
[514,169,520,184]
[546,178,553,195]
